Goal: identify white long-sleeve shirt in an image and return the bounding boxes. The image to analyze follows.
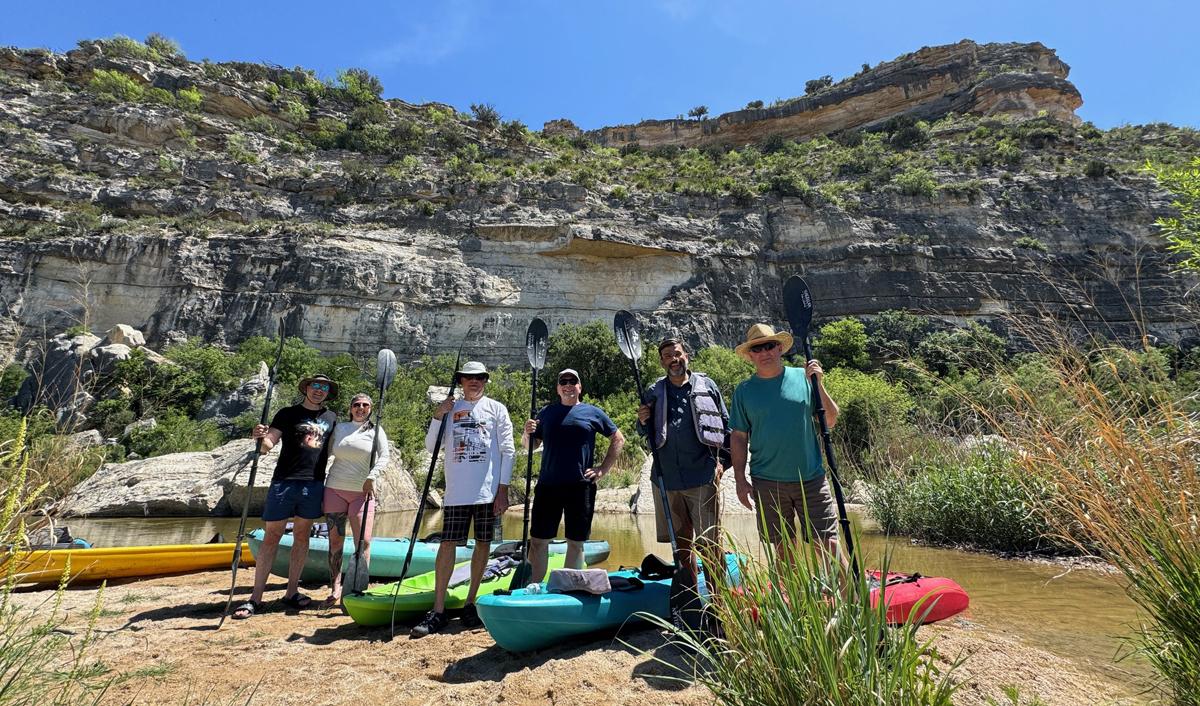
[325,421,391,493]
[425,396,515,506]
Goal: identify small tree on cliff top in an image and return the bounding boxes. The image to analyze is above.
[1147,157,1200,269]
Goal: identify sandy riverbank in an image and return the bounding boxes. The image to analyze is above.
[13,570,1141,706]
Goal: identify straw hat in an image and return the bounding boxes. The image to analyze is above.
[298,374,339,401]
[734,324,794,362]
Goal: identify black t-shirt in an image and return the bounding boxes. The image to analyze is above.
[532,402,619,485]
[268,404,338,483]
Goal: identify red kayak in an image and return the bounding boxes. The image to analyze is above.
[868,571,969,625]
[736,571,970,625]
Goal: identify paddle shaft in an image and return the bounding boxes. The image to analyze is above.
[219,323,286,627]
[627,363,681,559]
[518,367,537,562]
[801,338,859,576]
[350,386,387,573]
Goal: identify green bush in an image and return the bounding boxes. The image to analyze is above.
[176,86,202,112]
[263,83,280,102]
[769,171,817,204]
[470,102,500,129]
[866,446,1068,553]
[916,322,1007,377]
[143,87,175,106]
[993,138,1023,166]
[127,410,226,458]
[884,115,930,150]
[813,318,870,370]
[281,101,309,124]
[1084,159,1109,178]
[822,368,913,462]
[543,319,655,404]
[759,131,791,154]
[145,32,183,59]
[893,167,937,197]
[334,68,384,105]
[337,124,393,155]
[438,122,467,152]
[225,133,258,164]
[609,185,628,200]
[1013,236,1047,251]
[865,309,929,361]
[86,69,143,102]
[689,346,754,399]
[804,75,833,95]
[498,119,527,145]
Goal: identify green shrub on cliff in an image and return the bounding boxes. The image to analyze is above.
[893,167,937,197]
[813,318,871,371]
[86,69,143,102]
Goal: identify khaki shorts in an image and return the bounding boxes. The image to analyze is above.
[652,478,722,548]
[752,475,839,544]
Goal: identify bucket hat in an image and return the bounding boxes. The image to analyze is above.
[298,374,339,401]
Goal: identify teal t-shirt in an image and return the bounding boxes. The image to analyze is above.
[729,366,824,482]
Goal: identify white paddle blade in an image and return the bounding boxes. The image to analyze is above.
[376,349,397,389]
[613,310,642,361]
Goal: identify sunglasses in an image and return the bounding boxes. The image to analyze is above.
[460,374,489,381]
[749,341,780,354]
[558,378,579,386]
[310,382,331,391]
[351,402,371,408]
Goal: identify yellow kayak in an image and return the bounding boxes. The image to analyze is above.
[7,542,253,584]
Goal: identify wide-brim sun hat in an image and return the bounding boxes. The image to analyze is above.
[298,374,339,401]
[734,324,794,362]
[457,361,489,377]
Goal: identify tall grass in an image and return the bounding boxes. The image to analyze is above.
[649,540,962,705]
[996,332,1200,704]
[0,418,110,706]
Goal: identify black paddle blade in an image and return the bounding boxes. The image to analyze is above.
[614,310,642,361]
[670,560,704,638]
[783,275,814,353]
[376,349,397,389]
[526,318,548,370]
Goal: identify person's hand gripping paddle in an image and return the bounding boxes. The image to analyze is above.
[343,348,397,595]
[614,310,705,638]
[218,319,287,628]
[782,275,859,577]
[509,318,548,589]
[387,328,474,639]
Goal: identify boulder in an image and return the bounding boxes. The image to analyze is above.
[91,343,131,375]
[123,417,157,437]
[198,361,268,430]
[425,385,462,405]
[13,333,101,415]
[373,448,420,511]
[103,324,146,348]
[65,429,104,450]
[57,448,234,517]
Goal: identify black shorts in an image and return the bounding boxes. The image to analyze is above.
[441,503,496,543]
[530,482,597,543]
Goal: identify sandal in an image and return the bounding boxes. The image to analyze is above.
[232,601,261,619]
[318,595,340,610]
[280,593,312,609]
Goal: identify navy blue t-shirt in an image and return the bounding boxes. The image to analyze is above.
[532,402,619,485]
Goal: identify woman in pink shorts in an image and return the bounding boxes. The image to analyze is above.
[321,392,390,609]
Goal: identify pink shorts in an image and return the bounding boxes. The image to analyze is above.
[322,487,375,541]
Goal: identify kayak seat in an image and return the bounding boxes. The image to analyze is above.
[638,554,674,581]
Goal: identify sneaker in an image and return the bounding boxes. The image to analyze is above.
[460,603,483,629]
[410,611,449,638]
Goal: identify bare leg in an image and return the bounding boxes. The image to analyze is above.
[565,539,585,570]
[464,540,490,605]
[287,517,314,600]
[431,541,457,613]
[528,537,550,584]
[248,520,287,605]
[323,511,348,608]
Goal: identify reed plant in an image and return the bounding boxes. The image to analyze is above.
[994,332,1200,704]
[0,418,110,706]
[648,539,962,706]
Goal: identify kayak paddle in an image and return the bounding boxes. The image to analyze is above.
[614,310,705,638]
[782,275,859,577]
[344,348,397,595]
[387,327,474,639]
[509,318,548,589]
[219,318,287,628]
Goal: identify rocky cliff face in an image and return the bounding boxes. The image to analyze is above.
[0,39,1195,364]
[585,40,1083,150]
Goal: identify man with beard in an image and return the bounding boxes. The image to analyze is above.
[636,338,731,589]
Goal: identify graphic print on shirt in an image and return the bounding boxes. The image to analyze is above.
[452,408,491,463]
[295,416,333,450]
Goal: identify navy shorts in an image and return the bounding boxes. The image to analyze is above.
[530,482,597,542]
[441,503,496,543]
[262,480,324,522]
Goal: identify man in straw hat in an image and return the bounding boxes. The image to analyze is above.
[234,374,339,619]
[412,361,516,637]
[728,325,845,569]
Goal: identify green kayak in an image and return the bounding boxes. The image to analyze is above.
[343,553,570,626]
[247,529,611,582]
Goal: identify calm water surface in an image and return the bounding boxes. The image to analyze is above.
[69,509,1147,686]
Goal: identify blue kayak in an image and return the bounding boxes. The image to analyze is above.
[247,529,611,582]
[476,554,741,652]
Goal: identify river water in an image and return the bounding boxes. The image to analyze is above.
[68,508,1148,688]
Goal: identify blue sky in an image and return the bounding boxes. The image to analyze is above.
[4,0,1197,131]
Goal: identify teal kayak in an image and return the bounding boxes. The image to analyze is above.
[476,554,741,652]
[247,529,611,582]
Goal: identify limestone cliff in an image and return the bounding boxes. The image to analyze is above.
[0,38,1195,364]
